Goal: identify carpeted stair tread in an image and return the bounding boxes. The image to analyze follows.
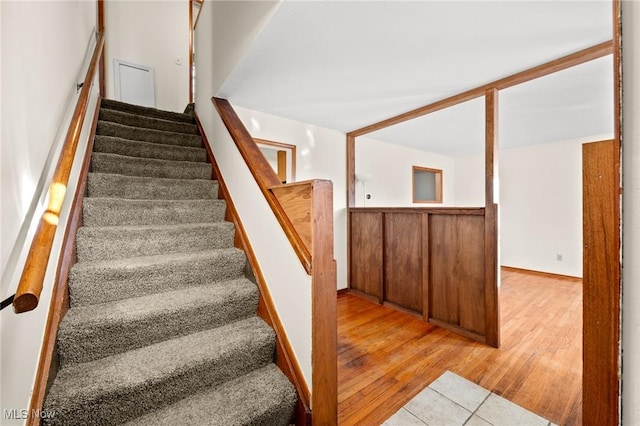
[99,108,198,135]
[76,222,235,262]
[97,121,202,148]
[93,135,206,162]
[124,364,296,426]
[58,278,259,366]
[83,198,226,226]
[43,317,275,426]
[91,152,212,180]
[101,98,194,123]
[87,173,218,200]
[68,248,247,307]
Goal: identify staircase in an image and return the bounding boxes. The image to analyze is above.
[43,99,297,425]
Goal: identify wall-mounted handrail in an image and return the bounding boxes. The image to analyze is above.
[212,97,312,273]
[12,33,105,314]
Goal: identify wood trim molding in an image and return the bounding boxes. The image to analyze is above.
[212,97,312,273]
[13,33,105,313]
[27,98,102,426]
[412,166,443,204]
[189,0,193,103]
[194,114,312,424]
[348,40,613,137]
[349,207,484,215]
[254,138,297,182]
[97,0,105,97]
[500,266,581,281]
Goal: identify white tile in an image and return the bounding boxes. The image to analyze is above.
[405,388,472,426]
[475,393,549,426]
[429,371,491,412]
[464,415,494,426]
[383,408,427,425]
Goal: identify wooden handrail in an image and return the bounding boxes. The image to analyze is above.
[13,33,105,313]
[212,97,312,273]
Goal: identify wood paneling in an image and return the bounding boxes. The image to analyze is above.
[349,212,383,301]
[384,213,423,314]
[582,139,620,425]
[429,214,485,337]
[271,181,313,252]
[338,268,583,426]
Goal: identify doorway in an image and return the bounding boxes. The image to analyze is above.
[113,59,155,107]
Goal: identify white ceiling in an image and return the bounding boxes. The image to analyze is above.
[219,1,614,156]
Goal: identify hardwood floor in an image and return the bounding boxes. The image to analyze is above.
[338,268,582,425]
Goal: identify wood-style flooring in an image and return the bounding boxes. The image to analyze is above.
[338,268,582,426]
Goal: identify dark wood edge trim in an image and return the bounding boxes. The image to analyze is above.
[13,33,105,313]
[194,113,312,424]
[97,0,105,97]
[348,40,613,137]
[189,0,193,103]
[337,288,349,295]
[500,266,582,281]
[26,97,102,426]
[421,213,430,322]
[254,138,297,182]
[382,301,422,319]
[347,288,382,305]
[269,179,329,190]
[349,207,485,215]
[212,97,312,274]
[484,204,500,348]
[428,318,487,344]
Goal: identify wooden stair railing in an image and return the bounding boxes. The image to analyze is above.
[12,32,105,314]
[211,97,338,425]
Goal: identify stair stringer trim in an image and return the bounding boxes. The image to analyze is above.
[28,96,103,426]
[195,113,312,425]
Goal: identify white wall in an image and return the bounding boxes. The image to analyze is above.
[355,136,456,207]
[622,1,640,423]
[211,0,280,94]
[453,136,612,278]
[195,0,313,390]
[1,1,99,421]
[105,0,189,112]
[453,153,485,207]
[235,106,348,291]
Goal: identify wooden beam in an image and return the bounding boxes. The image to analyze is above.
[349,40,613,137]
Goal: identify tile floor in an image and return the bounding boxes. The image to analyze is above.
[383,371,557,426]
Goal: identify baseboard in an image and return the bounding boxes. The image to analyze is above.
[501,265,582,281]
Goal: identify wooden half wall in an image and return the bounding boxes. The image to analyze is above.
[349,207,498,346]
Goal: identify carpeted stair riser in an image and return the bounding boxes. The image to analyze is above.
[99,108,199,135]
[125,364,296,426]
[43,99,296,426]
[43,317,276,426]
[91,152,212,180]
[93,136,207,162]
[101,98,194,123]
[97,121,202,148]
[76,222,235,262]
[68,248,247,307]
[57,279,259,367]
[87,173,218,200]
[83,198,226,227]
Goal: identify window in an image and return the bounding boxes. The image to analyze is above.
[413,166,443,203]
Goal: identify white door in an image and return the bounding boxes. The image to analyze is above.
[113,59,155,107]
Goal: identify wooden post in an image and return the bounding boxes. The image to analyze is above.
[484,88,500,348]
